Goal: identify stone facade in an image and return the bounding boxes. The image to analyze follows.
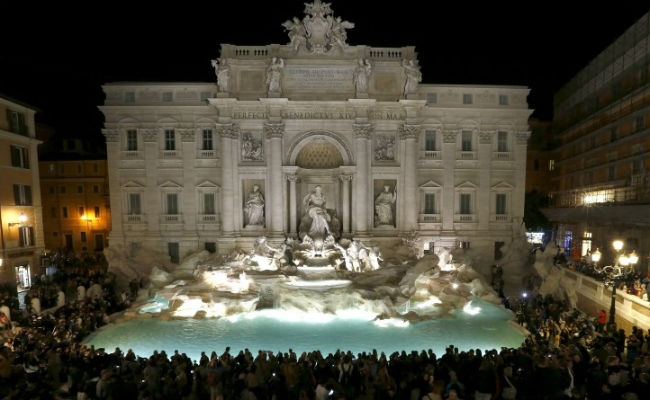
[100,2,532,265]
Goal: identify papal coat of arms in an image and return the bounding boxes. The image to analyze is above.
[282,0,354,54]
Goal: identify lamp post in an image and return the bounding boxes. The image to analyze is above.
[604,240,637,329]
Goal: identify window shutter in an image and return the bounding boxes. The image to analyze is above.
[13,184,21,204]
[11,146,20,167]
[28,227,35,246]
[24,186,32,205]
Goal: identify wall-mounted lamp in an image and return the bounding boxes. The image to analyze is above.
[0,258,3,267]
[8,213,27,227]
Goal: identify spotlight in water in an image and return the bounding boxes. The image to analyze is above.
[452,283,459,289]
[463,302,481,315]
[522,292,528,298]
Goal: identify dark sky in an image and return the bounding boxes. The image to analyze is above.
[0,2,647,142]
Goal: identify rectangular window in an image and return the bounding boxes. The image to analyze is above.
[60,186,66,194]
[635,116,644,132]
[461,130,472,151]
[81,232,87,242]
[497,131,508,152]
[426,92,437,104]
[496,193,507,215]
[6,109,27,135]
[460,193,471,214]
[425,130,436,151]
[18,226,35,247]
[549,159,555,171]
[494,242,505,260]
[124,92,136,103]
[164,129,175,150]
[77,185,84,194]
[204,193,215,215]
[424,193,435,214]
[93,185,100,193]
[608,166,616,180]
[162,92,173,102]
[632,159,641,174]
[62,207,68,218]
[128,193,141,215]
[13,184,32,205]
[49,186,55,194]
[168,242,180,264]
[10,145,29,168]
[462,94,473,104]
[166,193,178,214]
[533,159,540,171]
[79,207,85,217]
[202,129,213,150]
[94,206,100,218]
[126,130,138,151]
[499,95,508,105]
[93,164,99,173]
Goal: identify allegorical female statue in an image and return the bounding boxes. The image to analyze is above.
[244,184,265,226]
[302,185,331,237]
[266,57,285,93]
[375,185,397,226]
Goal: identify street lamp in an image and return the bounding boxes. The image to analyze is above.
[591,248,601,264]
[605,240,638,329]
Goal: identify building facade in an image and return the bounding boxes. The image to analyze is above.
[39,156,111,255]
[0,95,45,290]
[100,2,531,267]
[545,13,649,270]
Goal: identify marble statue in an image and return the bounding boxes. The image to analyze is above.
[211,58,230,93]
[241,132,263,161]
[266,57,284,93]
[282,17,307,51]
[244,184,265,226]
[375,185,397,226]
[329,16,354,49]
[302,185,331,237]
[353,58,372,96]
[402,59,422,95]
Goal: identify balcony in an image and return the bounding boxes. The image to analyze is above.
[493,152,511,161]
[457,151,477,160]
[421,151,441,160]
[491,214,510,222]
[419,214,440,223]
[199,214,218,223]
[125,214,142,223]
[455,214,475,222]
[197,149,217,159]
[161,150,178,159]
[121,151,142,160]
[161,214,182,223]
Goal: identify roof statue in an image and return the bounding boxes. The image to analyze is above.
[282,0,355,54]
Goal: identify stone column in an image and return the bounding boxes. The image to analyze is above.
[478,130,493,230]
[286,174,299,237]
[217,123,238,235]
[265,122,285,236]
[353,123,372,235]
[400,123,420,231]
[339,174,353,235]
[441,129,458,231]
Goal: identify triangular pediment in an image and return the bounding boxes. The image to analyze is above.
[159,180,183,188]
[491,181,514,190]
[455,181,478,189]
[196,180,220,188]
[419,180,442,188]
[121,180,145,188]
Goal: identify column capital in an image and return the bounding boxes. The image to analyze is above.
[264,121,285,139]
[353,123,373,138]
[399,123,420,140]
[286,174,300,182]
[516,131,531,145]
[102,129,119,142]
[339,174,354,182]
[216,123,239,138]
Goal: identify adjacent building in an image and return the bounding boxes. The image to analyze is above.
[545,13,649,270]
[38,141,110,254]
[100,2,532,271]
[0,95,45,290]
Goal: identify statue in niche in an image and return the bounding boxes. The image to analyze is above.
[241,132,263,161]
[244,184,265,226]
[302,185,331,237]
[265,57,285,93]
[375,185,397,226]
[353,58,372,96]
[211,58,230,93]
[401,59,422,95]
[375,135,395,161]
[282,17,307,51]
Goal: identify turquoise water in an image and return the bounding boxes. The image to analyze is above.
[86,300,525,361]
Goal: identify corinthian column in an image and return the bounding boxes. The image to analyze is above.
[217,123,238,235]
[264,122,285,236]
[286,174,299,237]
[353,123,372,234]
[400,123,420,231]
[339,174,353,235]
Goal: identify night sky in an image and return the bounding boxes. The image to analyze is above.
[0,2,647,144]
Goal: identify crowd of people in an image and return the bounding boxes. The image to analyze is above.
[1,256,650,399]
[563,258,650,302]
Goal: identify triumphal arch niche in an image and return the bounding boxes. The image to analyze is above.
[208,0,428,248]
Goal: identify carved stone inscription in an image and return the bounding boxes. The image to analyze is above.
[283,66,355,91]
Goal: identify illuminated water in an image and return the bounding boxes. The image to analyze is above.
[86,300,525,361]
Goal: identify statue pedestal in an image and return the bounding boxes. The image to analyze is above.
[267,91,282,98]
[354,93,369,99]
[405,93,422,100]
[217,92,231,98]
